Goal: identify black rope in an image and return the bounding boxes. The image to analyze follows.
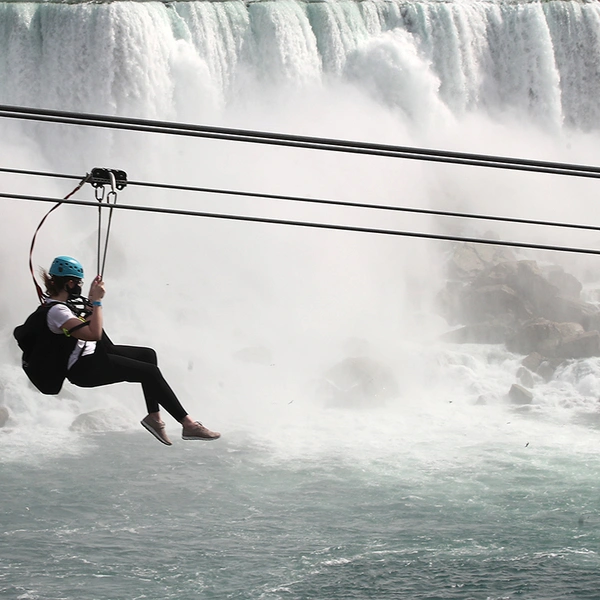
[127,178,600,234]
[0,165,81,181]
[2,190,600,257]
[2,104,600,179]
[2,165,600,235]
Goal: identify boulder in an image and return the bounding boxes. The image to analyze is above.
[516,366,535,388]
[521,352,544,372]
[554,331,600,359]
[546,266,583,300]
[441,321,515,344]
[537,359,560,382]
[508,261,561,312]
[474,260,565,306]
[509,383,534,405]
[506,318,584,355]
[463,284,533,324]
[472,260,521,289]
[448,244,488,279]
[521,353,561,381]
[70,408,131,432]
[536,296,600,330]
[448,242,515,279]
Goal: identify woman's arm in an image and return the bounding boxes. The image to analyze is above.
[62,275,105,341]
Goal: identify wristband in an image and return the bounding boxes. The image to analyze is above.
[92,301,102,307]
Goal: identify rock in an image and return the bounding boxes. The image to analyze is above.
[537,296,600,330]
[438,251,600,367]
[554,331,600,359]
[473,260,520,289]
[521,352,544,372]
[509,383,534,405]
[473,260,559,305]
[537,360,559,382]
[448,242,515,279]
[506,318,584,355]
[509,261,561,312]
[70,409,130,432]
[448,244,488,279]
[516,366,535,388]
[546,266,583,300]
[0,406,9,428]
[463,284,533,324]
[441,321,515,344]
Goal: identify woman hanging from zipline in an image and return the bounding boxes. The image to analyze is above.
[40,255,220,446]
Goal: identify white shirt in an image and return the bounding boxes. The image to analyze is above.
[45,301,97,369]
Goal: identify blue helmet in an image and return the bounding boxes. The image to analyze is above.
[49,256,84,279]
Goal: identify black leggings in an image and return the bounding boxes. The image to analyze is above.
[67,334,188,422]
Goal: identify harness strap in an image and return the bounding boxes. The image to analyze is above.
[45,300,91,337]
[62,320,90,337]
[29,176,91,304]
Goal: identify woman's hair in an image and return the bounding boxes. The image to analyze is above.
[41,269,74,296]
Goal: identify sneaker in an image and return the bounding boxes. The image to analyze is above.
[182,421,221,441]
[141,415,172,446]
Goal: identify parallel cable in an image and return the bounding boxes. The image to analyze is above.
[2,165,600,235]
[0,165,81,182]
[2,104,600,179]
[127,178,600,235]
[2,190,600,257]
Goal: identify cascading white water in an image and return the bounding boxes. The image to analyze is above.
[2,3,600,598]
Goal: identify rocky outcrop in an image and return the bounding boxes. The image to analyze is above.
[439,242,600,395]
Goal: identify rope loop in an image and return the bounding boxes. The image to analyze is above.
[27,168,127,301]
[28,174,90,304]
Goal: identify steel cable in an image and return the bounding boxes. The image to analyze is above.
[2,190,600,257]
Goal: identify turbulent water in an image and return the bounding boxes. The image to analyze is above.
[2,1,600,599]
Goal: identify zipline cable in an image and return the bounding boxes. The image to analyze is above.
[2,104,600,180]
[127,178,600,235]
[0,165,81,181]
[2,165,600,236]
[3,190,600,257]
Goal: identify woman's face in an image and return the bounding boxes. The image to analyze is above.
[67,279,83,297]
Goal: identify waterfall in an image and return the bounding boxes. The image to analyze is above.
[1,1,600,129]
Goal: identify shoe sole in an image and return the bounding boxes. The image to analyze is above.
[182,435,220,441]
[141,420,172,446]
